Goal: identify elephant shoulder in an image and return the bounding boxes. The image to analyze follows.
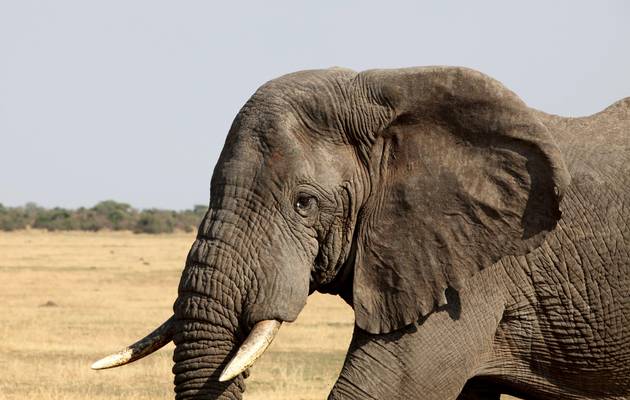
[533,97,630,188]
[587,97,630,139]
[597,96,630,120]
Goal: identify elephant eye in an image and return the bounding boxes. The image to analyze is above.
[294,194,318,217]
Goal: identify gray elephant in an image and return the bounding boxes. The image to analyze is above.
[93,66,630,400]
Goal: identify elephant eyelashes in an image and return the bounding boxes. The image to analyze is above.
[294,194,318,217]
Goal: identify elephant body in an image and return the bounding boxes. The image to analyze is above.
[96,67,630,400]
[332,101,630,399]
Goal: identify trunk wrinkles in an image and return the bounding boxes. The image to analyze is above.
[173,223,254,399]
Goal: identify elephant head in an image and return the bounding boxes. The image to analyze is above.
[93,66,570,399]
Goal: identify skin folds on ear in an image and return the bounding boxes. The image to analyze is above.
[350,67,571,334]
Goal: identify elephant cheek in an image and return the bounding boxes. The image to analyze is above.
[243,261,310,327]
[239,223,313,327]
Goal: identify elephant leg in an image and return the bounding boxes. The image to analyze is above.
[329,278,505,400]
[457,379,501,400]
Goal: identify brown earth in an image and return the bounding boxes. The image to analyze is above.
[0,230,516,399]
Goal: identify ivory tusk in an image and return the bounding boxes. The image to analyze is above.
[91,315,175,370]
[219,319,281,382]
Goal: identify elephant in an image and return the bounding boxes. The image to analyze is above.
[92,66,630,400]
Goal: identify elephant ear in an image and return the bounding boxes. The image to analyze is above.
[351,67,570,334]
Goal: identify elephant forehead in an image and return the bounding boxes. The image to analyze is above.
[237,69,359,143]
[262,132,355,183]
[214,120,355,195]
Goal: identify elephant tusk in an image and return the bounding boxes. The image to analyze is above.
[219,319,281,382]
[91,315,175,370]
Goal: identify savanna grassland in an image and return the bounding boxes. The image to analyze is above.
[0,231,516,399]
[0,230,353,400]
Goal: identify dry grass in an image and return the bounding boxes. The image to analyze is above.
[0,230,516,399]
[0,230,353,399]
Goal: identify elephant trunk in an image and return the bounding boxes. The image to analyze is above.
[172,319,244,399]
[172,233,248,399]
[171,189,296,400]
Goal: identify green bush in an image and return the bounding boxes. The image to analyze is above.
[32,208,78,231]
[92,200,135,230]
[0,202,207,234]
[134,209,175,234]
[173,204,207,232]
[0,203,29,231]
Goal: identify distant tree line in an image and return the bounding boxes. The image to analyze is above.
[0,201,208,234]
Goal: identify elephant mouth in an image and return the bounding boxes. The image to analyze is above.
[91,316,282,381]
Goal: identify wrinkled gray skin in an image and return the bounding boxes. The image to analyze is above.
[172,66,630,399]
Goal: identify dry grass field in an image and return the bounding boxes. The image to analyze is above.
[0,230,516,399]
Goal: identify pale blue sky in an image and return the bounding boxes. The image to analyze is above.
[1,1,629,209]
